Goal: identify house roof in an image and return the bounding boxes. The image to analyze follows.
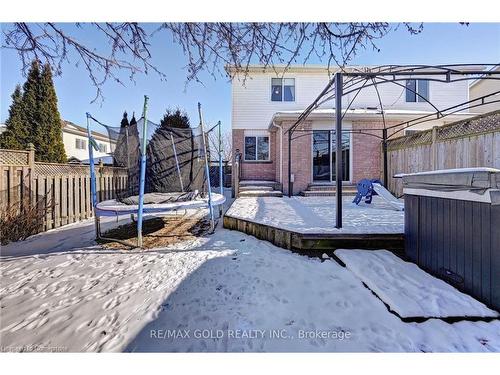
[62,120,113,143]
[469,65,500,88]
[226,64,486,76]
[268,108,477,128]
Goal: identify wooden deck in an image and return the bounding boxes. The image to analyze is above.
[223,215,405,258]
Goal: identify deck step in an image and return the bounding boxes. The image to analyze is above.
[239,190,283,198]
[302,183,357,196]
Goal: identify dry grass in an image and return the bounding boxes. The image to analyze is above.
[98,213,211,249]
[0,195,51,246]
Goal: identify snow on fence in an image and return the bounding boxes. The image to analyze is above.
[0,144,127,233]
[386,111,500,197]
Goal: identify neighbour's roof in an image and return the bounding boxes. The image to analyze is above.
[62,120,112,142]
[469,65,500,88]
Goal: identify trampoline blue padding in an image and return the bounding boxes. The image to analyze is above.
[95,193,226,217]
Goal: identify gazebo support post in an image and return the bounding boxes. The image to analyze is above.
[335,72,343,229]
[382,127,389,187]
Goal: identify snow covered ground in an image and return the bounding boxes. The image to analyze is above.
[225,195,404,234]
[335,250,499,319]
[1,215,500,352]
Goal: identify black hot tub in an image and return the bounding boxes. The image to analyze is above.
[401,168,500,311]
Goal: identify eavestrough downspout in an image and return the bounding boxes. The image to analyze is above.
[271,120,283,184]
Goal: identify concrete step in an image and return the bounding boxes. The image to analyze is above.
[239,190,283,198]
[240,180,277,187]
[307,184,357,192]
[301,190,357,197]
[239,185,273,192]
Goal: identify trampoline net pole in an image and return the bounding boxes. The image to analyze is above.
[198,102,215,232]
[86,113,99,239]
[218,121,223,216]
[137,95,149,247]
[170,133,184,192]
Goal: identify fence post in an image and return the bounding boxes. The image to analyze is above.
[233,152,241,198]
[98,159,104,202]
[431,126,438,170]
[27,143,35,205]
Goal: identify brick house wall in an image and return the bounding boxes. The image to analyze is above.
[351,119,405,183]
[280,121,312,195]
[232,129,277,181]
[233,118,407,195]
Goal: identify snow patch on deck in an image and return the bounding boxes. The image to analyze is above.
[226,196,404,234]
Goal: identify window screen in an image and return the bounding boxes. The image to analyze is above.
[271,78,282,101]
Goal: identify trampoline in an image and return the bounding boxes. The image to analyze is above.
[96,192,226,216]
[85,96,225,247]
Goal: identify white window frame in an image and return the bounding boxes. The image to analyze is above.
[75,138,86,150]
[271,77,296,102]
[405,79,430,103]
[244,135,270,161]
[98,143,107,153]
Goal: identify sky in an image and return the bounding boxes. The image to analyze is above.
[1,23,499,135]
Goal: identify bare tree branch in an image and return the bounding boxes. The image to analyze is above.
[2,22,426,101]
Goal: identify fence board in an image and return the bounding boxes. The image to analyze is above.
[53,175,61,228]
[387,111,500,196]
[61,176,68,226]
[79,176,85,221]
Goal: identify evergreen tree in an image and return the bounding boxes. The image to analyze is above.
[159,108,190,129]
[129,112,140,138]
[120,111,129,128]
[21,60,42,148]
[0,85,28,149]
[125,112,141,195]
[113,111,131,167]
[34,63,66,163]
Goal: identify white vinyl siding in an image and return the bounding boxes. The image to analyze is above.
[231,70,469,130]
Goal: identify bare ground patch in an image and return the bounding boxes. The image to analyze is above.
[98,213,211,249]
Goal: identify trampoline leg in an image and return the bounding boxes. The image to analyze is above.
[95,215,101,240]
[210,217,215,233]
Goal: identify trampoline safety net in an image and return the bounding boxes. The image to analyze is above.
[92,116,210,205]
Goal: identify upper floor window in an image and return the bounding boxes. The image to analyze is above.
[98,143,107,153]
[75,138,87,150]
[271,78,295,102]
[244,136,270,161]
[406,79,429,102]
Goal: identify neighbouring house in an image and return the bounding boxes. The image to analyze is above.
[469,65,500,114]
[0,120,114,163]
[62,120,115,163]
[228,65,480,195]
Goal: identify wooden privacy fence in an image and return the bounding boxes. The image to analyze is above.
[0,144,128,232]
[386,111,500,197]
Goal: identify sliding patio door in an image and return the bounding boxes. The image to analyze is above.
[312,131,331,181]
[312,130,350,182]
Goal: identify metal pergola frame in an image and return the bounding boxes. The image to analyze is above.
[284,64,500,229]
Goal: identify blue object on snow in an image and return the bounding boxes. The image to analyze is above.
[352,178,382,205]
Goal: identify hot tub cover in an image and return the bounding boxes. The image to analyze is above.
[396,167,500,192]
